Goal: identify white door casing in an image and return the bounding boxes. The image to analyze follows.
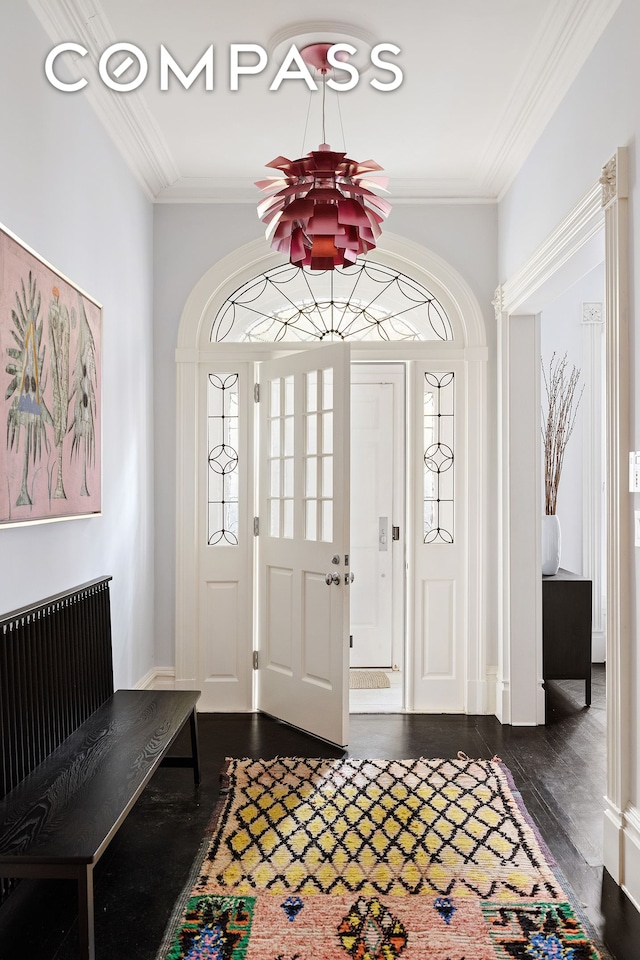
[175,233,489,725]
[258,343,351,746]
[495,149,631,892]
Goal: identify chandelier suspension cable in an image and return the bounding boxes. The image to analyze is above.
[335,82,347,152]
[321,70,327,144]
[300,86,314,156]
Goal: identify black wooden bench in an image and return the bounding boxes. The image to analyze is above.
[0,578,201,960]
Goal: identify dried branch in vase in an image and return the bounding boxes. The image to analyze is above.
[541,352,584,516]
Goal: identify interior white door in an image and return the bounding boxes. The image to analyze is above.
[257,343,351,746]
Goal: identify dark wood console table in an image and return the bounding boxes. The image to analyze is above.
[542,568,593,706]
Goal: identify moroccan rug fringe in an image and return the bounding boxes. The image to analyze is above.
[156,761,233,959]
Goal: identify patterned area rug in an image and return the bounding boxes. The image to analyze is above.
[158,756,607,960]
[349,671,391,690]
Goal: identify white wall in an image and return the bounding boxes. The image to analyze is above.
[499,0,640,901]
[0,0,155,688]
[540,263,605,575]
[153,201,498,671]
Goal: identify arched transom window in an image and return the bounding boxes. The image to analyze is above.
[210,260,453,343]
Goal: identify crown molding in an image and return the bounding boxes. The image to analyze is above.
[500,179,602,315]
[27,0,620,205]
[478,0,621,200]
[27,0,179,200]
[155,176,497,205]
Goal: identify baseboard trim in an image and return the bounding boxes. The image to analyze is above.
[603,799,624,883]
[494,675,510,724]
[621,804,640,910]
[485,667,497,716]
[465,668,498,716]
[134,667,176,691]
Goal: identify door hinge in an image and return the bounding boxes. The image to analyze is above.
[253,651,259,670]
[350,634,353,649]
[253,517,259,536]
[254,383,260,403]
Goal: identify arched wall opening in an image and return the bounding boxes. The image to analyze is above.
[174,232,491,729]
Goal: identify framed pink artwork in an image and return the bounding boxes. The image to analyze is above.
[0,223,102,525]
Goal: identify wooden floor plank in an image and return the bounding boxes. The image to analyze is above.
[0,666,638,960]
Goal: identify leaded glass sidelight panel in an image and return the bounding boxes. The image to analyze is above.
[423,372,454,543]
[207,373,239,545]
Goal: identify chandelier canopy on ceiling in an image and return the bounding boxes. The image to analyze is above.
[255,43,391,271]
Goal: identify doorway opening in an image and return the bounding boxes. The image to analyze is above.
[349,363,405,714]
[175,234,489,745]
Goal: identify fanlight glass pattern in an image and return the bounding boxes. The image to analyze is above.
[424,372,455,544]
[210,261,453,343]
[207,373,239,545]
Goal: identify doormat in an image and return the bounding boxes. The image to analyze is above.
[349,670,391,689]
[157,756,610,959]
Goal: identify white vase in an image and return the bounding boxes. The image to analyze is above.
[542,514,561,576]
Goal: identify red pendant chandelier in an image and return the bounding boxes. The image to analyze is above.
[255,43,391,271]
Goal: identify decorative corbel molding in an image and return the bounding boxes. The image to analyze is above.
[492,285,504,321]
[600,148,628,208]
[600,155,618,207]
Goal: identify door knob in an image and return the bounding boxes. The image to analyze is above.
[345,572,355,585]
[325,572,341,585]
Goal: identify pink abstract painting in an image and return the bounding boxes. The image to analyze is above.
[0,226,102,525]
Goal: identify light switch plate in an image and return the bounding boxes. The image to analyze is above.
[630,453,640,492]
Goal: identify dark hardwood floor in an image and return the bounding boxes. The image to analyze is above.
[1,664,639,960]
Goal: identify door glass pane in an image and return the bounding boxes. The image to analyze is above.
[322,456,333,498]
[321,500,333,542]
[305,457,317,498]
[322,413,333,454]
[305,500,317,541]
[283,499,294,539]
[270,418,281,457]
[322,367,333,410]
[270,458,280,497]
[284,375,294,415]
[284,416,294,457]
[270,378,281,417]
[306,371,317,412]
[283,458,294,498]
[306,414,317,454]
[270,499,280,537]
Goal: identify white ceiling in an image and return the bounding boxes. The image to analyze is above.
[29,0,620,203]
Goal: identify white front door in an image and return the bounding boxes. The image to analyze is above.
[350,367,405,669]
[257,343,351,746]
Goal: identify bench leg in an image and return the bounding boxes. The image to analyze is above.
[77,866,95,960]
[190,707,201,786]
